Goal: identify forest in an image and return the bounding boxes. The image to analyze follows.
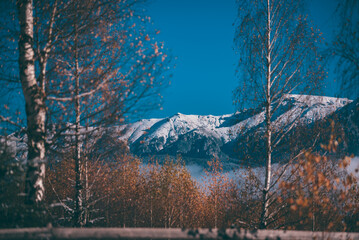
[0,0,358,233]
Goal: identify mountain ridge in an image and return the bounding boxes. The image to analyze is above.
[120,95,355,166]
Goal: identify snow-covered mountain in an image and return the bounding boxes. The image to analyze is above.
[120,95,356,167]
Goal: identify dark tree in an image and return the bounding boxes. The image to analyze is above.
[330,0,359,99]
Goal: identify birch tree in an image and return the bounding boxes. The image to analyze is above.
[1,0,68,207]
[234,0,323,229]
[17,0,47,205]
[1,1,170,226]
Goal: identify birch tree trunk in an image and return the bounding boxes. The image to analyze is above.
[17,0,46,205]
[260,0,272,229]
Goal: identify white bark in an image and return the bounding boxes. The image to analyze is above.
[260,0,272,229]
[17,0,46,204]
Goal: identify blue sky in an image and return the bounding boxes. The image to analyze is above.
[147,0,339,119]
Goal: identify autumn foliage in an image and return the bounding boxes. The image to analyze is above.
[44,153,240,228]
[279,125,359,231]
[41,145,358,230]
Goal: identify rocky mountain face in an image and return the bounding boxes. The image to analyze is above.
[120,95,357,167]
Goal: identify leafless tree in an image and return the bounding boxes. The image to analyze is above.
[330,0,358,99]
[234,0,324,229]
[1,0,171,225]
[41,0,170,226]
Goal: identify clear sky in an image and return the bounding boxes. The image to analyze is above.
[146,0,340,119]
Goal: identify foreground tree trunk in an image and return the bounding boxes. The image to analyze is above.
[260,0,272,229]
[17,0,46,204]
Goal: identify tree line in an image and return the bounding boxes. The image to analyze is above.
[1,144,358,231]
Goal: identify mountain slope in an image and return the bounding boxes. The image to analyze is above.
[120,95,354,166]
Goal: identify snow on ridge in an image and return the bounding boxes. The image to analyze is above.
[287,94,351,123]
[119,118,163,143]
[284,94,352,106]
[121,95,351,147]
